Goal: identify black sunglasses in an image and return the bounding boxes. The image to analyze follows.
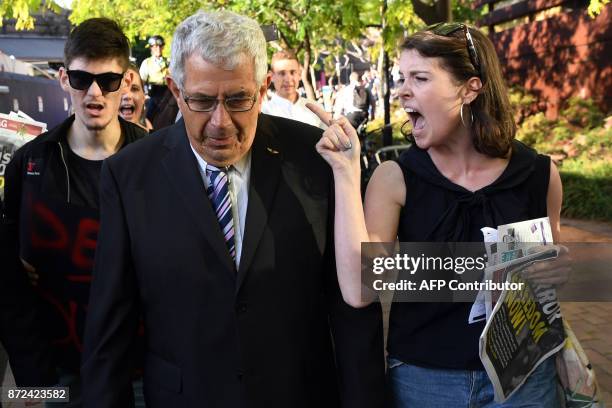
[66,70,125,92]
[427,22,482,78]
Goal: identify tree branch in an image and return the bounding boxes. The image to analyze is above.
[411,0,451,24]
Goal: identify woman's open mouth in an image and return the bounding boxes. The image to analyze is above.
[120,103,136,119]
[405,107,425,131]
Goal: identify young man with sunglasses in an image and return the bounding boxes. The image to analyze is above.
[0,17,145,402]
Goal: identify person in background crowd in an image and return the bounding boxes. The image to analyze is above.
[333,71,375,129]
[262,50,326,129]
[81,9,384,408]
[0,18,146,406]
[362,70,380,117]
[140,35,169,122]
[309,22,569,408]
[119,64,154,131]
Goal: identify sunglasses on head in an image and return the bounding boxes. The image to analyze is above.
[427,22,482,78]
[66,70,125,92]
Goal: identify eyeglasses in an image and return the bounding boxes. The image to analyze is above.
[66,70,125,92]
[182,93,257,113]
[427,22,482,78]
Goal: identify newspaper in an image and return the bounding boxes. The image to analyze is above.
[469,227,497,324]
[0,111,46,200]
[478,217,566,402]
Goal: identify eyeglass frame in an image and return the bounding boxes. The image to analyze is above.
[66,70,126,93]
[181,91,258,113]
[427,22,482,79]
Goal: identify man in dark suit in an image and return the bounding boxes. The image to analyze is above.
[81,9,385,408]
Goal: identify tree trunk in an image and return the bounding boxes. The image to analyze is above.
[301,33,316,101]
[310,66,317,96]
[377,46,385,105]
[382,50,392,146]
[382,0,392,146]
[411,0,452,24]
[309,50,320,98]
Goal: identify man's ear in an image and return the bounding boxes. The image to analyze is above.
[166,76,182,101]
[59,67,70,92]
[462,77,482,104]
[264,74,272,91]
[166,76,188,116]
[257,75,272,113]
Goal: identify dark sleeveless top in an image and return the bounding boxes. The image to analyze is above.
[387,140,551,370]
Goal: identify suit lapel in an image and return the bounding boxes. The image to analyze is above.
[237,116,282,290]
[161,122,236,276]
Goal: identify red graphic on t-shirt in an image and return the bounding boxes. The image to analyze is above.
[31,201,99,269]
[27,160,36,173]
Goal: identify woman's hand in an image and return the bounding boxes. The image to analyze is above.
[522,245,572,286]
[306,103,361,176]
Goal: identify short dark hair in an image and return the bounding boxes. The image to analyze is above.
[64,18,130,70]
[400,25,516,158]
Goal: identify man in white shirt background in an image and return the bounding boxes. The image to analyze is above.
[262,50,326,129]
[333,71,375,130]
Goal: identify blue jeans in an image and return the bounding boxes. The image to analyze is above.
[386,356,560,408]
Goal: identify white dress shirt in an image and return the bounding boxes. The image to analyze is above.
[262,93,327,129]
[190,145,251,268]
[333,83,361,118]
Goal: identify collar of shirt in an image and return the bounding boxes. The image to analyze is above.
[189,144,251,185]
[268,93,297,109]
[153,56,166,65]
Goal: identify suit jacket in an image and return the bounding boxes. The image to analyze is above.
[81,114,385,408]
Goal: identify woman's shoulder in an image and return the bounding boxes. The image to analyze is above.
[373,159,405,183]
[367,160,406,206]
[506,140,551,183]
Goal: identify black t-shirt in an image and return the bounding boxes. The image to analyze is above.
[60,139,104,209]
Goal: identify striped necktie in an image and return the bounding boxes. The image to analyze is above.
[206,164,236,262]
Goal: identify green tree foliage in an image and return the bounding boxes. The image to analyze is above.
[2,0,609,34]
[68,0,198,50]
[588,0,610,17]
[0,0,61,30]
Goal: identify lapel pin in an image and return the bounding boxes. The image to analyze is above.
[266,147,280,155]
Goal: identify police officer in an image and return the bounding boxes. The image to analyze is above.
[139,35,169,121]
